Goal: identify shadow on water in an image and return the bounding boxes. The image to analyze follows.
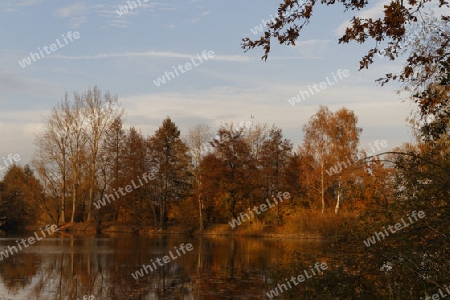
[0,232,326,299]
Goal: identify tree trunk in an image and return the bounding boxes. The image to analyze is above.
[60,188,65,224]
[321,160,325,214]
[198,173,204,231]
[87,160,95,222]
[335,181,341,214]
[71,171,77,222]
[198,193,204,231]
[60,152,66,224]
[87,185,93,221]
[71,185,76,222]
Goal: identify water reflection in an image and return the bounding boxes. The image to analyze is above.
[0,232,322,299]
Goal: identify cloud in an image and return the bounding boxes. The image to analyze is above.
[1,0,42,12]
[0,75,411,180]
[187,18,202,24]
[55,3,88,28]
[52,3,176,29]
[0,112,48,179]
[106,2,176,28]
[117,82,410,154]
[16,0,41,6]
[107,18,131,28]
[55,3,86,18]
[53,51,252,62]
[0,69,62,98]
[291,39,332,58]
[185,10,211,24]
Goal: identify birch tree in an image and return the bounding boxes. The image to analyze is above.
[328,108,362,214]
[34,95,71,223]
[66,93,87,222]
[81,87,123,221]
[186,124,211,231]
[34,88,123,224]
[300,106,361,213]
[33,94,86,223]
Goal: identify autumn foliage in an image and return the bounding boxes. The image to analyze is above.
[0,92,397,234]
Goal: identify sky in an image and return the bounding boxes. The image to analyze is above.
[0,0,432,179]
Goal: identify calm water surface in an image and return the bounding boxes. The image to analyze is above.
[0,232,324,300]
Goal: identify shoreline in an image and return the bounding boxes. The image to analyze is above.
[21,222,325,240]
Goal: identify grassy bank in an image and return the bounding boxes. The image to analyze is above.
[52,208,352,240]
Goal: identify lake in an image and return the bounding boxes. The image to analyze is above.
[0,232,325,300]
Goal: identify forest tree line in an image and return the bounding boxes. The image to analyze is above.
[0,86,444,234]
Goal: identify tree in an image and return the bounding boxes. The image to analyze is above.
[186,124,211,231]
[147,117,191,230]
[0,165,41,229]
[300,106,361,213]
[258,126,293,222]
[206,125,254,220]
[64,93,87,223]
[34,88,124,224]
[81,87,123,222]
[328,108,362,214]
[242,1,449,122]
[98,117,126,223]
[391,133,450,206]
[121,127,150,225]
[242,0,448,69]
[283,153,304,204]
[34,94,72,224]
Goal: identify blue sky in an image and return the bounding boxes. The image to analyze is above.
[0,0,424,178]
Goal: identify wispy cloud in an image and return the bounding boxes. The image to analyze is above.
[107,2,176,28]
[185,10,211,24]
[1,0,42,12]
[15,0,41,6]
[54,2,88,28]
[187,18,201,24]
[0,69,62,97]
[292,39,332,58]
[55,3,86,18]
[53,51,252,62]
[52,2,176,29]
